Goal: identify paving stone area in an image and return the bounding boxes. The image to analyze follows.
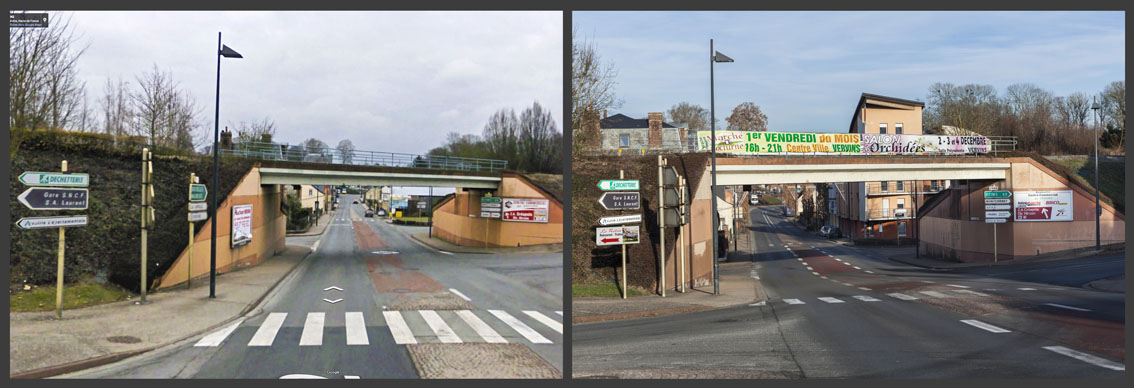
[388,292,476,310]
[406,343,561,379]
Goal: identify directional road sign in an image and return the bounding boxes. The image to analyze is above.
[17,216,88,229]
[18,187,88,210]
[984,198,1011,204]
[598,192,640,210]
[598,214,642,226]
[597,180,639,191]
[18,172,89,187]
[596,225,640,246]
[188,211,208,222]
[189,184,207,202]
[985,218,1007,224]
[984,204,1011,210]
[984,190,1012,198]
[188,202,208,212]
[985,211,1012,218]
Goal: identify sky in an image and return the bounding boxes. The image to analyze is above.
[573,11,1125,133]
[61,11,562,155]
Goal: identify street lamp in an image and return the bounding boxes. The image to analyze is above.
[211,32,242,299]
[1091,97,1101,250]
[709,39,733,296]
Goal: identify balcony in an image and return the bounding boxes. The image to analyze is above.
[865,182,947,196]
[866,207,913,221]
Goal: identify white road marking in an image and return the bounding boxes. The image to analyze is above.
[555,311,562,316]
[345,312,369,345]
[489,310,551,344]
[797,258,803,261]
[853,295,882,302]
[1044,303,1092,312]
[922,280,935,283]
[524,311,563,333]
[811,271,820,276]
[819,276,828,279]
[323,286,343,291]
[804,266,813,270]
[768,244,773,246]
[438,250,454,255]
[749,301,766,307]
[248,313,287,347]
[864,270,875,274]
[960,319,1011,333]
[887,292,918,301]
[448,288,472,302]
[312,241,320,252]
[853,266,862,270]
[323,298,343,304]
[1018,287,1037,291]
[783,299,805,305]
[420,310,462,343]
[456,310,507,343]
[947,284,971,288]
[818,297,845,304]
[344,375,360,379]
[1042,346,1125,371]
[383,311,417,344]
[919,291,951,298]
[953,289,990,297]
[857,287,871,291]
[299,313,325,346]
[194,319,244,347]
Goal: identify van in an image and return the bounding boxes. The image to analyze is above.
[749,195,759,205]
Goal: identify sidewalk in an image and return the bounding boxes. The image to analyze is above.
[9,245,312,378]
[286,210,335,237]
[887,244,1124,269]
[572,261,762,324]
[409,233,562,255]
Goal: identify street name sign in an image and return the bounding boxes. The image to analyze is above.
[18,187,89,210]
[189,184,207,202]
[984,204,1011,210]
[984,198,1010,204]
[596,225,640,246]
[188,202,208,212]
[188,211,208,222]
[985,218,1007,224]
[598,214,642,226]
[984,190,1012,198]
[985,211,1012,218]
[17,216,88,229]
[598,192,640,210]
[18,172,89,187]
[597,180,640,191]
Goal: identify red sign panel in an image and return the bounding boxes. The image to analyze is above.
[1015,206,1053,220]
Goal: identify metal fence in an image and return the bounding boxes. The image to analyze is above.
[866,208,914,221]
[218,141,508,172]
[864,181,948,196]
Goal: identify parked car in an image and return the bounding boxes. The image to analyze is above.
[749,195,759,205]
[377,209,388,217]
[365,209,374,217]
[820,225,842,239]
[352,200,359,204]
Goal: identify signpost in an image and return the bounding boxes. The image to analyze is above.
[598,192,640,210]
[983,187,1012,263]
[597,180,639,191]
[189,184,207,202]
[595,225,640,246]
[598,214,642,226]
[189,202,208,212]
[16,160,88,319]
[187,173,207,289]
[17,187,89,210]
[480,196,502,218]
[140,149,154,302]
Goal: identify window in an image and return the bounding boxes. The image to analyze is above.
[880,181,888,192]
[308,189,313,196]
[619,135,630,148]
[897,198,905,209]
[879,123,887,134]
[896,123,904,134]
[897,181,904,192]
[898,221,907,237]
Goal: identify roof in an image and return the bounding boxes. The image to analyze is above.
[848,93,926,132]
[601,113,677,129]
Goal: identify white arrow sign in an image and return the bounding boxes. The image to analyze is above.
[17,216,88,229]
[323,298,343,304]
[323,286,344,292]
[984,204,1011,210]
[599,214,642,226]
[985,211,1012,218]
[188,202,208,212]
[188,211,208,222]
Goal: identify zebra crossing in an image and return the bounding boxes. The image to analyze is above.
[194,309,562,348]
[763,288,997,307]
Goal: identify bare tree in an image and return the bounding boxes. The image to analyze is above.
[518,101,561,173]
[10,13,89,130]
[667,102,709,131]
[572,26,623,151]
[233,117,276,143]
[100,77,133,137]
[336,139,356,164]
[1099,81,1125,148]
[924,83,1000,135]
[725,102,769,131]
[483,108,520,163]
[132,64,176,146]
[303,138,329,155]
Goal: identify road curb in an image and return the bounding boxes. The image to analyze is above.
[13,246,315,379]
[572,301,755,324]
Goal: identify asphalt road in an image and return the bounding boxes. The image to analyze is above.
[68,194,562,379]
[573,205,1124,378]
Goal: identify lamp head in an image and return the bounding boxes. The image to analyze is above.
[713,51,734,63]
[220,45,243,58]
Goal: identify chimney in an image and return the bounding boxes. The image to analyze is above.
[647,112,663,148]
[603,110,607,119]
[582,105,602,150]
[220,126,233,149]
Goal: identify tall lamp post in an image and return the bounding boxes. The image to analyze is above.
[1091,97,1101,250]
[211,32,242,299]
[709,39,733,295]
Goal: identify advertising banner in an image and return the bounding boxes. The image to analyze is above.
[1014,190,1073,222]
[502,198,550,223]
[697,131,861,154]
[860,134,990,155]
[231,204,253,247]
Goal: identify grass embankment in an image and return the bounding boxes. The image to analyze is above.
[10,282,133,312]
[572,283,647,297]
[759,197,783,205]
[1046,155,1124,213]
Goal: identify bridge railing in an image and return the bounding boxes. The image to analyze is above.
[218,141,508,172]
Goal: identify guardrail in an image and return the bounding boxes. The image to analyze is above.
[218,141,508,172]
[866,208,914,221]
[865,182,947,196]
